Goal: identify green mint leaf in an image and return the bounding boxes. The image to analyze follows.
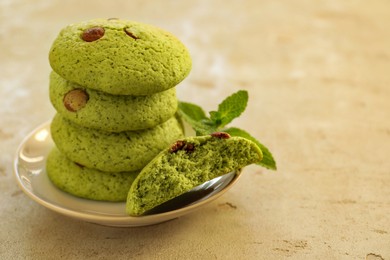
[178,102,216,135]
[178,91,277,171]
[223,127,277,170]
[195,118,218,135]
[178,102,207,121]
[214,90,248,128]
[209,111,222,127]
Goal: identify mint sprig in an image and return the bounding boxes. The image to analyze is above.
[209,90,248,128]
[177,90,277,170]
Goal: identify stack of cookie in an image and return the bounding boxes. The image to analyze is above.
[45,19,192,202]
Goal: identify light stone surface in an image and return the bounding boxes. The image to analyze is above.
[1,0,390,259]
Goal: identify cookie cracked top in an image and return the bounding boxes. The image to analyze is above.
[49,18,192,95]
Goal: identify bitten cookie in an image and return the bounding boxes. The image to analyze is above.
[126,133,263,216]
[49,71,178,132]
[46,147,139,202]
[49,18,192,95]
[50,113,184,172]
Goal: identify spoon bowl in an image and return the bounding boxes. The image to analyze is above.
[143,171,238,215]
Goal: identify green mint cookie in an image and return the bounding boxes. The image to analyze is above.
[49,18,192,95]
[126,133,262,216]
[49,71,178,132]
[50,113,184,172]
[47,148,139,202]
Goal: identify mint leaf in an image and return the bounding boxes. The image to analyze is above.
[178,102,216,135]
[209,111,222,127]
[213,90,248,128]
[178,102,207,121]
[223,127,277,170]
[177,90,277,171]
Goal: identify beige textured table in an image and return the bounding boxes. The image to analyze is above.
[1,0,389,259]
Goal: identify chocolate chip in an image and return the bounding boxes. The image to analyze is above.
[81,27,105,42]
[169,140,186,153]
[169,140,196,153]
[210,132,231,139]
[124,28,139,40]
[183,143,195,153]
[63,89,89,112]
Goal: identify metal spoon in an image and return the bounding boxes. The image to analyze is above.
[142,171,238,215]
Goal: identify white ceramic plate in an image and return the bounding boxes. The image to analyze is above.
[13,121,241,227]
